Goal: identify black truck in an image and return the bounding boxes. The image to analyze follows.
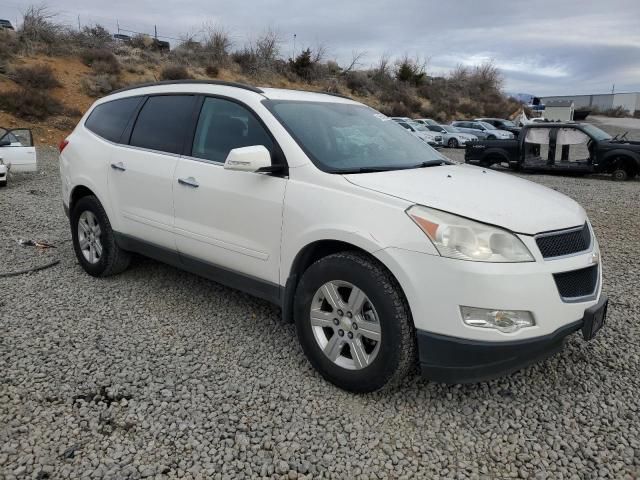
[465,122,640,180]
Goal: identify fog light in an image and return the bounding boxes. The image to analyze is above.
[460,306,535,333]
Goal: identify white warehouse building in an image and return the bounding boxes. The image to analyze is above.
[540,92,640,115]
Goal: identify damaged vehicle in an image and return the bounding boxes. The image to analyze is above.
[0,128,37,186]
[465,123,640,180]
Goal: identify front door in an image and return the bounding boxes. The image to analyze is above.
[0,128,36,172]
[173,96,287,284]
[107,94,197,249]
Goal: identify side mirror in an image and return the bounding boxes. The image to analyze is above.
[224,145,273,173]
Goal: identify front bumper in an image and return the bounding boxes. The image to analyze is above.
[418,295,607,383]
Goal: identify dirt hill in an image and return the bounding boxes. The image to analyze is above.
[0,14,524,147]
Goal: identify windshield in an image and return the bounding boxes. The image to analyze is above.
[501,120,516,127]
[408,121,429,132]
[442,126,460,133]
[266,100,446,172]
[479,121,497,130]
[581,124,612,141]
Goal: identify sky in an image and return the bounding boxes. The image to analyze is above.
[2,0,639,96]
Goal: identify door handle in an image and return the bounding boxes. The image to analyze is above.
[110,162,126,171]
[178,176,199,188]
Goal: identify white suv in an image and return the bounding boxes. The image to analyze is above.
[60,81,607,392]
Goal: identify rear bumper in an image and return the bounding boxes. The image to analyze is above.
[417,296,607,383]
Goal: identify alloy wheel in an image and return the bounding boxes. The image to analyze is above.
[77,210,103,264]
[310,280,381,370]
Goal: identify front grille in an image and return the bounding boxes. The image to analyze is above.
[553,264,598,299]
[536,223,591,259]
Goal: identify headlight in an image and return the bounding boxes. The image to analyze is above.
[406,205,534,262]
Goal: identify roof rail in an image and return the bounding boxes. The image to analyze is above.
[109,79,264,96]
[313,90,353,100]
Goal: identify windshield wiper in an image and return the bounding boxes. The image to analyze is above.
[413,160,448,168]
[336,160,448,174]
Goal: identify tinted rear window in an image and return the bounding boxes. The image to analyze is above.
[85,97,142,143]
[130,95,195,154]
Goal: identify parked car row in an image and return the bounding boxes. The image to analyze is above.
[389,116,521,149]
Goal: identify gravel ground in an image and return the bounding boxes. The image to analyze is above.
[1,134,639,479]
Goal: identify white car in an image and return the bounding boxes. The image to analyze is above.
[59,81,607,392]
[0,127,37,186]
[451,121,514,140]
[392,119,443,147]
[426,124,477,148]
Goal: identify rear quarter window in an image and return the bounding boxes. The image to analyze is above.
[129,95,196,154]
[85,97,142,143]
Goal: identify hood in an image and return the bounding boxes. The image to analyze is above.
[344,164,586,235]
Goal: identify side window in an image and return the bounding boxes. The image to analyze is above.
[85,97,142,143]
[191,97,274,163]
[130,95,196,154]
[3,129,33,147]
[471,123,482,130]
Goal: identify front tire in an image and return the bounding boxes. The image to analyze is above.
[612,168,628,181]
[448,138,459,148]
[71,195,131,277]
[294,251,416,393]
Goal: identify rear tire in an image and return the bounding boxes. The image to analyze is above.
[71,195,131,277]
[294,251,416,393]
[612,168,628,181]
[0,180,6,188]
[448,138,459,148]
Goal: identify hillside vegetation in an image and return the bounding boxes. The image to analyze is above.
[0,6,523,145]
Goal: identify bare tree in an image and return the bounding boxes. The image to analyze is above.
[342,49,366,74]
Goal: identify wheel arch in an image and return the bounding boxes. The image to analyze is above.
[603,151,640,174]
[69,184,97,211]
[281,239,408,324]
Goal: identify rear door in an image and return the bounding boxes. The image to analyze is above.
[173,96,287,285]
[0,128,37,172]
[108,94,197,249]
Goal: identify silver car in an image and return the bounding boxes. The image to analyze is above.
[414,118,440,127]
[451,121,514,140]
[426,125,477,148]
[392,119,443,147]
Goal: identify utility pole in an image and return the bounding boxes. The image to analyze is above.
[611,84,615,94]
[154,25,158,39]
[116,20,120,35]
[293,33,296,59]
[77,15,81,31]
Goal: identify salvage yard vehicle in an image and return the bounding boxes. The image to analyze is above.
[475,117,521,136]
[465,122,640,180]
[0,127,37,186]
[414,118,440,127]
[0,19,14,30]
[60,81,607,392]
[393,119,443,147]
[426,124,477,148]
[451,120,514,140]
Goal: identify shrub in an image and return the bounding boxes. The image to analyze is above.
[91,59,121,75]
[395,56,426,86]
[80,48,120,73]
[159,64,192,80]
[10,64,60,89]
[80,74,120,97]
[289,48,315,80]
[205,64,220,77]
[0,87,63,120]
[68,25,113,50]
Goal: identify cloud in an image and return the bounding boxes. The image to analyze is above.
[6,0,638,96]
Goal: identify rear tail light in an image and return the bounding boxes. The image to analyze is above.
[59,139,69,153]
